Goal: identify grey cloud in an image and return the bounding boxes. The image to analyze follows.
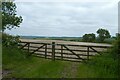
[5,1,118,37]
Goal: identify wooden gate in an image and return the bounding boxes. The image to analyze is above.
[18,41,112,62]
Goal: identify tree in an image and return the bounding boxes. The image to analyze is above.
[82,33,96,42]
[1,2,23,47]
[1,2,23,31]
[97,28,111,42]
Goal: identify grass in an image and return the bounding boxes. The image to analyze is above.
[76,55,118,78]
[2,47,71,78]
[2,39,119,78]
[84,39,119,78]
[86,55,118,78]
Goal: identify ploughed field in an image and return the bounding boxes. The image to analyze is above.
[20,39,112,62]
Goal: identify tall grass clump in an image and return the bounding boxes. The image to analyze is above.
[86,38,120,78]
[2,46,33,70]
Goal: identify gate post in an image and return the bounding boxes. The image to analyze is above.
[45,44,47,59]
[52,42,55,61]
[28,42,30,53]
[87,46,89,60]
[27,42,31,56]
[61,45,63,60]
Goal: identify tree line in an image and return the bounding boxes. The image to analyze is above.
[82,28,111,42]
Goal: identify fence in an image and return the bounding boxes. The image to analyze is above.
[18,41,112,62]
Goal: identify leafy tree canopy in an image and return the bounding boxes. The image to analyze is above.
[82,33,96,42]
[97,28,111,42]
[1,2,23,31]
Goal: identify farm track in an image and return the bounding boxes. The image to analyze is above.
[61,62,79,78]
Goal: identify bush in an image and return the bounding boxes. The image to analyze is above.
[104,38,116,44]
[2,33,20,47]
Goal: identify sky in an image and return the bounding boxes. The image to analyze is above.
[5,0,119,37]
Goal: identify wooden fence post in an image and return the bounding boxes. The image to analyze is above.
[27,42,31,56]
[87,46,89,60]
[45,44,47,59]
[28,42,30,53]
[52,42,55,61]
[61,45,63,60]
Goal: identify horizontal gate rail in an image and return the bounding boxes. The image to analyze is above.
[56,43,112,48]
[23,48,94,56]
[19,41,51,45]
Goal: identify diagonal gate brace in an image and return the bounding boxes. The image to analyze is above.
[89,47,101,55]
[63,45,85,61]
[31,44,45,55]
[20,43,29,49]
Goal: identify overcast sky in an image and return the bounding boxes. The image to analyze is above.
[5,0,119,37]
